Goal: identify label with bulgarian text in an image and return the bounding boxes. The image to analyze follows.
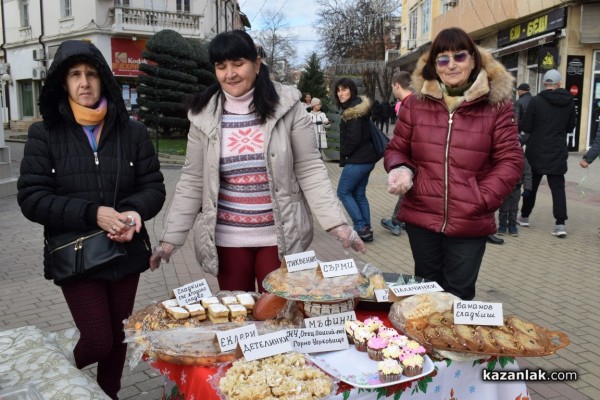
[174,279,212,306]
[286,327,349,353]
[237,330,293,361]
[454,300,504,326]
[319,258,358,278]
[216,324,259,352]
[284,250,318,272]
[388,281,443,297]
[304,311,356,328]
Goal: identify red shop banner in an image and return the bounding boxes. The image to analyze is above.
[111,38,147,77]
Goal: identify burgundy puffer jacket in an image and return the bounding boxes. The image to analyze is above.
[384,49,524,237]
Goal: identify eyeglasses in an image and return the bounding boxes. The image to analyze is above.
[435,51,470,67]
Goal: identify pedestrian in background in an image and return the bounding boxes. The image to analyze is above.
[579,123,600,168]
[335,77,379,243]
[17,40,166,399]
[384,27,523,300]
[518,69,576,237]
[381,70,412,236]
[151,30,365,293]
[309,97,330,150]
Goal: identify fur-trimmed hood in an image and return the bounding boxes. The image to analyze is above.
[411,47,514,106]
[341,96,372,121]
[39,40,129,128]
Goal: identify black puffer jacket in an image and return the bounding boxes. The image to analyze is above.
[339,96,379,166]
[520,88,576,175]
[17,40,166,285]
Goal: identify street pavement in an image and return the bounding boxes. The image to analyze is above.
[2,133,599,400]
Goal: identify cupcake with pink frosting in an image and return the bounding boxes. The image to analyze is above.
[377,327,399,340]
[363,316,384,333]
[387,335,409,348]
[367,336,388,361]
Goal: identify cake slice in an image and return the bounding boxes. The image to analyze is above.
[228,304,248,321]
[165,306,190,320]
[207,303,230,324]
[184,303,206,320]
[201,296,220,308]
[220,296,238,306]
[236,293,256,310]
[161,299,180,309]
[490,329,521,354]
[453,324,479,351]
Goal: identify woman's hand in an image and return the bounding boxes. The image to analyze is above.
[327,224,367,254]
[106,211,141,242]
[149,242,177,271]
[387,166,414,195]
[580,159,590,168]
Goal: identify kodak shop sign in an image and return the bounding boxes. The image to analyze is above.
[111,38,147,77]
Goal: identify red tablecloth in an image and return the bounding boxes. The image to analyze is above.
[150,309,529,400]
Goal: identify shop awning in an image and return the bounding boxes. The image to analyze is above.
[490,32,556,58]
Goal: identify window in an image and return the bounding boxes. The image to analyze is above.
[20,0,29,27]
[421,0,430,35]
[115,0,130,6]
[408,8,418,48]
[20,81,34,117]
[62,0,72,17]
[177,0,190,13]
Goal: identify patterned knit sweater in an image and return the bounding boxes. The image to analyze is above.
[214,89,277,247]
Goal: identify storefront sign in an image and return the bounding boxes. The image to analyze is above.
[173,279,212,306]
[286,327,349,353]
[284,250,318,272]
[111,38,147,77]
[537,46,558,71]
[453,300,504,326]
[497,8,566,47]
[565,56,585,151]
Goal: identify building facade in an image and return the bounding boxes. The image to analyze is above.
[391,0,600,152]
[0,0,249,130]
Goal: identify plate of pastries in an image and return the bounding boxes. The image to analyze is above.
[389,293,570,359]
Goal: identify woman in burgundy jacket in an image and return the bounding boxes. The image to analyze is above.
[384,27,523,300]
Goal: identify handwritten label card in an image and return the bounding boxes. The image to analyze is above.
[319,258,358,278]
[287,327,349,353]
[454,300,504,326]
[284,250,318,272]
[374,289,390,302]
[238,330,293,361]
[216,324,259,352]
[304,311,356,328]
[173,279,212,306]
[387,281,443,297]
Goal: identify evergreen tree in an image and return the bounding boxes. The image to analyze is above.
[297,53,329,110]
[137,30,215,136]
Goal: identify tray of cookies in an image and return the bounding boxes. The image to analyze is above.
[389,294,570,358]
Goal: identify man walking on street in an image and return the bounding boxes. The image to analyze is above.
[518,69,576,237]
[381,71,412,236]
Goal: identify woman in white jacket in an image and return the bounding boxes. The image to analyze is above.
[150,30,365,292]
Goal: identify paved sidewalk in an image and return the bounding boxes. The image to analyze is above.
[2,136,599,399]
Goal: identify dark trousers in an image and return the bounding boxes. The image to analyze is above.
[405,224,487,300]
[498,185,521,227]
[520,173,567,225]
[391,195,403,225]
[61,274,140,400]
[217,245,280,292]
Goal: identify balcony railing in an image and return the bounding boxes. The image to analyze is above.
[111,6,203,36]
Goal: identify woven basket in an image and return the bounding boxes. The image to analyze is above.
[296,298,358,318]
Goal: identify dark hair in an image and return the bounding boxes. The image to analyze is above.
[392,71,411,90]
[333,77,358,108]
[422,27,482,83]
[187,30,278,124]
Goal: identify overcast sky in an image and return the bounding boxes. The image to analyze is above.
[238,0,322,65]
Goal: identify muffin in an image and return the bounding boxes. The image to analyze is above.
[353,327,373,352]
[367,336,388,361]
[377,327,399,340]
[402,354,424,377]
[381,343,401,361]
[364,316,384,333]
[387,334,409,348]
[403,340,427,356]
[344,320,363,344]
[377,359,403,383]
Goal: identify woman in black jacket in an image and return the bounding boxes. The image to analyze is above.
[17,40,165,399]
[334,77,379,242]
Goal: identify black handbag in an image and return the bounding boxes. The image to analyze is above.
[369,120,390,160]
[48,230,126,284]
[47,130,127,284]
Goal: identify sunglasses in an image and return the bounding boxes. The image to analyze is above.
[435,51,470,67]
